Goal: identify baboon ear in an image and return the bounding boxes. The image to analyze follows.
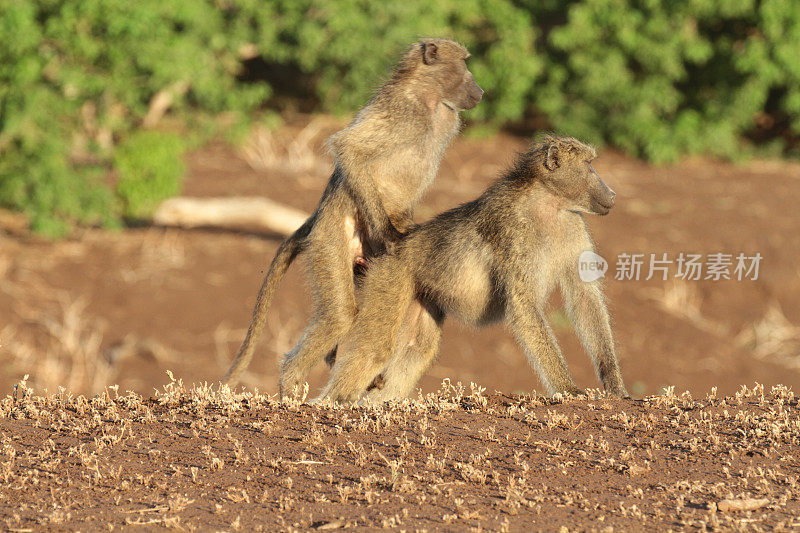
[544,144,560,171]
[422,42,438,65]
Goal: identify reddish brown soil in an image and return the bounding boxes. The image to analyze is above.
[1,131,800,529]
[1,383,798,531]
[1,121,798,399]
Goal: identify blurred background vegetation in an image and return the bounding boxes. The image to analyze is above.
[1,0,799,237]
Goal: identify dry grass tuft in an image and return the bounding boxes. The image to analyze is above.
[737,302,800,368]
[2,293,110,394]
[647,280,727,335]
[241,118,334,174]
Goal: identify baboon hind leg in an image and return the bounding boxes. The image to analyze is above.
[279,238,357,397]
[363,299,443,402]
[318,260,414,403]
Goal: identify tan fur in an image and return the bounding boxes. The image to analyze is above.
[319,136,628,402]
[220,39,483,392]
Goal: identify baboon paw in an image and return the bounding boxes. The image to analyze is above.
[604,384,630,398]
[327,390,362,405]
[554,387,586,398]
[365,374,386,392]
[279,380,306,401]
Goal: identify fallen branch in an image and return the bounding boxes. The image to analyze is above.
[153,197,309,236]
[716,498,769,512]
[143,81,190,128]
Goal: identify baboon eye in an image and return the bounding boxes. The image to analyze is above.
[585,161,600,177]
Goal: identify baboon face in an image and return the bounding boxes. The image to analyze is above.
[420,40,484,111]
[539,139,616,216]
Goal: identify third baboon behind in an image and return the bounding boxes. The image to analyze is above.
[221,39,483,393]
[319,136,629,402]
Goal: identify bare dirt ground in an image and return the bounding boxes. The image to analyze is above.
[1,380,798,531]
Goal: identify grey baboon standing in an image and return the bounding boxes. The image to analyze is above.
[221,39,483,393]
[319,136,628,402]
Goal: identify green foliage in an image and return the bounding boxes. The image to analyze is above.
[0,0,268,235]
[532,0,800,162]
[2,0,799,236]
[233,0,541,124]
[115,132,185,220]
[241,0,800,160]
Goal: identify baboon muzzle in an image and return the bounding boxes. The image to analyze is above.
[465,81,484,109]
[591,179,616,215]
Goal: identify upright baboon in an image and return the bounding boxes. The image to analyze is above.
[319,136,629,402]
[221,39,483,392]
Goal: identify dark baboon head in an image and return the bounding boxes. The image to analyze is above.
[395,38,484,111]
[522,136,616,215]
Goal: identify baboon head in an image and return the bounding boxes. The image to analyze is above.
[527,136,616,216]
[400,39,484,111]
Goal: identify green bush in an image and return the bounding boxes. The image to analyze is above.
[236,0,541,124]
[531,0,800,162]
[1,0,799,236]
[0,0,268,236]
[241,0,799,161]
[115,132,185,220]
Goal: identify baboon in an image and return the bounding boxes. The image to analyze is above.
[319,136,629,402]
[221,39,483,392]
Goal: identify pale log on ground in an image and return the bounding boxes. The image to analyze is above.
[716,498,770,512]
[153,197,308,236]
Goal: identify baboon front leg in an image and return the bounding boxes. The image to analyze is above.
[363,299,443,402]
[560,274,628,397]
[279,238,357,398]
[507,294,582,396]
[318,260,414,403]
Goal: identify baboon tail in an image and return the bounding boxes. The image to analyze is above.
[221,217,313,386]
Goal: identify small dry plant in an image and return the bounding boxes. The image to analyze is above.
[213,310,302,385]
[1,292,112,394]
[120,229,187,284]
[647,280,726,335]
[241,118,333,174]
[736,302,800,368]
